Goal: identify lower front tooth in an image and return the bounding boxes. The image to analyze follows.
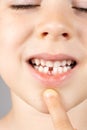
[52,67,63,75]
[58,67,63,74]
[43,67,49,74]
[46,61,53,67]
[52,67,58,75]
[34,65,71,75]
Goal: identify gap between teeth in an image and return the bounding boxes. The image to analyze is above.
[34,65,71,75]
[31,59,74,75]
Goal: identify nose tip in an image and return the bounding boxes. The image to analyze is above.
[36,22,73,41]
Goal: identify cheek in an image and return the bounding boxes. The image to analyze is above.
[0,13,34,79]
[80,28,87,46]
[0,12,34,49]
[0,16,37,100]
[0,13,37,96]
[75,21,87,47]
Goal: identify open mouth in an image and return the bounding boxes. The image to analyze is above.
[27,58,77,76]
[26,54,78,86]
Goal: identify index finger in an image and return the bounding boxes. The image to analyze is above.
[43,89,75,130]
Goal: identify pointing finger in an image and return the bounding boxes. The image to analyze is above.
[43,89,75,130]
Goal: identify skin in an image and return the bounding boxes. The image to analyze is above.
[0,0,87,129]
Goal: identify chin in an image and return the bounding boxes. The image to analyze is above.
[62,99,83,112]
[29,102,49,114]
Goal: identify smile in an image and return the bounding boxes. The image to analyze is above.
[26,53,78,86]
[29,59,76,75]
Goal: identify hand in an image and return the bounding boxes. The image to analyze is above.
[43,89,77,130]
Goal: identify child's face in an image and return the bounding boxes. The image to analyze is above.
[0,0,87,113]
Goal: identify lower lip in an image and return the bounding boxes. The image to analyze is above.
[26,63,78,87]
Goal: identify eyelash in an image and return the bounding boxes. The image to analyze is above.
[72,7,87,13]
[10,4,87,14]
[10,4,40,10]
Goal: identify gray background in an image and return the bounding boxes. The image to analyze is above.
[0,77,11,119]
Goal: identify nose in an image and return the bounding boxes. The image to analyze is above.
[35,19,74,41]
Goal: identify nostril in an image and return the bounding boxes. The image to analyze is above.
[41,32,70,40]
[62,33,70,39]
[62,33,69,38]
[42,32,48,37]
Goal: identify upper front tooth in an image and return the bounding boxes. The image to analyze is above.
[46,61,54,67]
[54,61,61,67]
[35,59,40,66]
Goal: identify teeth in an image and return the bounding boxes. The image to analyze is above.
[34,65,39,70]
[46,61,54,67]
[31,59,75,75]
[57,67,63,74]
[52,67,64,75]
[38,66,44,73]
[43,67,49,74]
[67,66,71,70]
[52,67,58,75]
[34,59,40,66]
[67,60,72,66]
[41,59,45,66]
[62,60,67,66]
[54,61,61,67]
[63,66,68,72]
[32,59,35,64]
[31,59,73,67]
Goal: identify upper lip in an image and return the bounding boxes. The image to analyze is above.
[25,53,78,63]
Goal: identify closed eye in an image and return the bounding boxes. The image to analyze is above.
[10,4,40,10]
[72,7,87,13]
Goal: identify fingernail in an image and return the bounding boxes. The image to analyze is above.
[43,89,58,99]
